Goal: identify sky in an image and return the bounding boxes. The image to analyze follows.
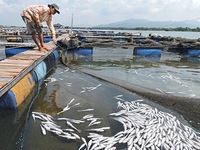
[1,0,200,27]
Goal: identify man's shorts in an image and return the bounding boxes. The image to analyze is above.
[21,16,42,35]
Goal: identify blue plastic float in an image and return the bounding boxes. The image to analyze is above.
[133,47,162,57]
[188,49,200,57]
[67,47,93,56]
[43,37,52,43]
[0,71,37,109]
[5,46,34,57]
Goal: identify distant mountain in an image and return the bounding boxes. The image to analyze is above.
[95,19,200,28]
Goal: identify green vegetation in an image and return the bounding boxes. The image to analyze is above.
[74,26,200,32]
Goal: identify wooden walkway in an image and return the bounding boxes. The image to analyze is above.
[0,41,36,47]
[0,41,56,97]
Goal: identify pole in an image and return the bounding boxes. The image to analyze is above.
[70,13,73,34]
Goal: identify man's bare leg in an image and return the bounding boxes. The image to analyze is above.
[38,33,50,51]
[32,34,47,52]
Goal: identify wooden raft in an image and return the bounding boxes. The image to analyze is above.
[0,41,56,97]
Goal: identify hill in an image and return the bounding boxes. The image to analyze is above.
[95,19,200,28]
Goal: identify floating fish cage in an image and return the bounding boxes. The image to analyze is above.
[5,46,34,57]
[133,47,162,57]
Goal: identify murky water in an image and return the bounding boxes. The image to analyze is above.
[0,46,200,150]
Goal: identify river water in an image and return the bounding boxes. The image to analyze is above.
[0,31,200,150]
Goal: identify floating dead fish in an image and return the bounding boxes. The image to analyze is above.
[78,109,94,112]
[57,98,75,115]
[82,114,94,120]
[85,127,110,132]
[66,121,81,133]
[32,98,200,150]
[56,106,70,115]
[88,121,101,127]
[62,128,74,132]
[40,125,46,135]
[57,117,84,124]
[67,98,75,106]
[66,83,72,87]
[114,95,125,101]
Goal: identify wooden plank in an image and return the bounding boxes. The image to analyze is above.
[0,42,57,97]
[8,54,42,60]
[0,72,18,78]
[0,63,29,67]
[0,65,26,70]
[21,51,47,56]
[0,68,22,73]
[1,59,33,64]
[0,41,36,47]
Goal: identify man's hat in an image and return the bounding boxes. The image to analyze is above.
[48,3,60,14]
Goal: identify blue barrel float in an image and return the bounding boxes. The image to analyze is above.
[0,71,37,109]
[133,47,162,57]
[0,49,59,109]
[5,46,34,57]
[43,37,52,43]
[188,49,200,57]
[6,37,23,43]
[67,47,93,62]
[69,47,93,56]
[167,48,200,57]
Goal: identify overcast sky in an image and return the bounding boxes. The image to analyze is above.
[1,0,200,27]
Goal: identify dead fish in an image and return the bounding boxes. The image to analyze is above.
[67,98,75,106]
[78,109,94,112]
[82,114,94,120]
[32,114,45,121]
[66,83,72,87]
[58,134,76,140]
[78,139,86,150]
[57,105,70,115]
[62,128,74,132]
[79,88,86,94]
[85,127,110,132]
[40,125,46,135]
[70,103,80,108]
[66,121,81,133]
[82,137,87,145]
[88,84,102,91]
[57,117,84,124]
[88,121,101,127]
[114,95,125,101]
[71,132,80,139]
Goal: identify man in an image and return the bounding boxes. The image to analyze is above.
[21,3,60,52]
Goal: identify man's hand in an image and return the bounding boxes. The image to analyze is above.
[52,34,57,45]
[52,38,57,45]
